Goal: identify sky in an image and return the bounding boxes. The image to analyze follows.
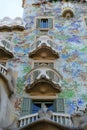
[0,0,23,19]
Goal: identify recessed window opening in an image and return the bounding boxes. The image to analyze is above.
[40,19,48,28]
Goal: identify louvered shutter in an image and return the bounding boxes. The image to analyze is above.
[48,18,53,29]
[85,18,87,26]
[20,97,32,117]
[33,63,39,80]
[55,98,65,113]
[36,19,40,28]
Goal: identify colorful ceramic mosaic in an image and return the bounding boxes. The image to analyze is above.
[0,0,87,114]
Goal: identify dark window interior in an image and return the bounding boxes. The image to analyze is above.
[32,100,54,113]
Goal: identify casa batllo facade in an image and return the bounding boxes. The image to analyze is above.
[0,0,87,129]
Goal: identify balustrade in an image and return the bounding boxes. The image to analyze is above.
[18,112,73,127]
[0,64,7,75]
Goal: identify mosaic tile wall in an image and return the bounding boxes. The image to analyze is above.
[1,0,87,114]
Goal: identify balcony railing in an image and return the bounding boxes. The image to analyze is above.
[25,65,62,86]
[18,112,73,127]
[0,64,7,75]
[30,35,57,52]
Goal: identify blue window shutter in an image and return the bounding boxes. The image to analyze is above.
[55,98,65,113]
[48,18,53,29]
[20,97,32,116]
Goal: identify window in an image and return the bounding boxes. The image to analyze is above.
[36,17,53,30]
[20,98,65,116]
[34,62,54,68]
[55,98,65,113]
[32,100,54,114]
[20,97,32,116]
[33,61,54,80]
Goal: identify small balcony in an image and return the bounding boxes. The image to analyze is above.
[24,64,62,97]
[25,64,62,86]
[18,112,72,128]
[0,39,14,59]
[30,35,57,52]
[29,35,59,60]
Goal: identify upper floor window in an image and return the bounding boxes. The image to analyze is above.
[33,61,54,80]
[36,17,53,30]
[1,40,10,49]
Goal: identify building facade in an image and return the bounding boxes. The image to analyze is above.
[0,0,87,128]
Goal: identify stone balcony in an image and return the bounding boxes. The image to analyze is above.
[30,35,57,53]
[29,35,59,60]
[24,64,62,98]
[25,64,62,86]
[0,39,14,59]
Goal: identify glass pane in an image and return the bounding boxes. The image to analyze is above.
[32,101,54,113]
[20,97,31,116]
[55,98,65,113]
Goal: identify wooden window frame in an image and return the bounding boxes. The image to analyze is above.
[32,60,55,68]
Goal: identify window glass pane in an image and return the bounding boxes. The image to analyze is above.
[36,18,53,29]
[32,101,54,113]
[55,98,65,113]
[20,97,32,116]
